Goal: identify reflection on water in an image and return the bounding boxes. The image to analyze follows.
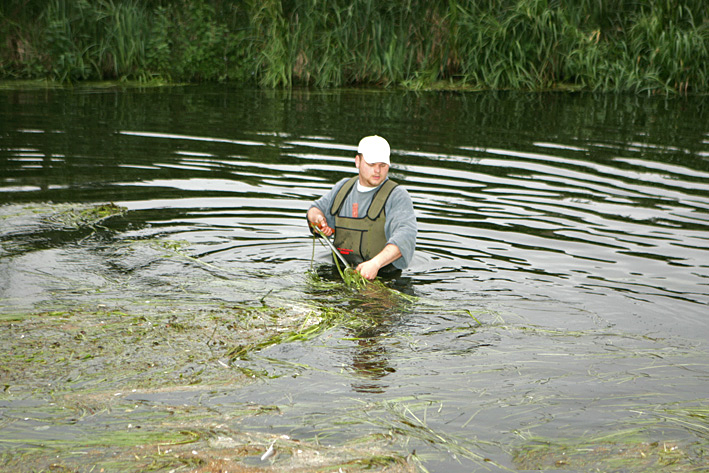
[350,336,396,394]
[1,86,708,471]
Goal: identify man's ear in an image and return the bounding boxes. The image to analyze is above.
[355,153,362,169]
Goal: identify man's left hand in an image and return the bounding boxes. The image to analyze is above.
[356,260,380,280]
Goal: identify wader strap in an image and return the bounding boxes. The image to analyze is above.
[330,177,399,217]
[330,177,358,215]
[367,179,398,219]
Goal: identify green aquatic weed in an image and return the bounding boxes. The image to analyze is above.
[47,202,126,229]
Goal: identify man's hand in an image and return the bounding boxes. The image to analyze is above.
[355,243,402,280]
[307,208,334,236]
[312,215,334,236]
[356,260,381,280]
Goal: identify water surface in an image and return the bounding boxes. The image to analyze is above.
[1,86,708,471]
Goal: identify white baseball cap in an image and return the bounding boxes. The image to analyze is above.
[357,135,390,165]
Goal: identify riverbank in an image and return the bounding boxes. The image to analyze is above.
[2,0,707,93]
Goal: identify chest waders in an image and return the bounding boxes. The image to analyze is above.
[331,176,398,267]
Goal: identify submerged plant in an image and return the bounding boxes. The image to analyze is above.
[352,398,504,470]
[513,432,700,471]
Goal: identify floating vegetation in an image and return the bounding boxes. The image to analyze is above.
[0,202,126,233]
[0,419,415,473]
[4,201,706,471]
[0,300,416,472]
[45,202,127,229]
[0,203,423,470]
[0,202,128,257]
[511,399,709,471]
[648,404,709,441]
[0,205,422,471]
[513,430,706,472]
[352,398,505,470]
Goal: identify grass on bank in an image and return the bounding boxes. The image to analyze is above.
[1,0,707,93]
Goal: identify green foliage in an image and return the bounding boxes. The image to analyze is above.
[626,6,708,93]
[40,0,152,82]
[1,0,708,92]
[147,0,248,82]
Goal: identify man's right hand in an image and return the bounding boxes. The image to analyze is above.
[313,215,334,236]
[308,209,334,236]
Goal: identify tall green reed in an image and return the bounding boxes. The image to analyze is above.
[41,0,152,82]
[2,0,707,93]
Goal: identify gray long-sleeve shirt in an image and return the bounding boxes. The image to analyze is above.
[310,177,417,269]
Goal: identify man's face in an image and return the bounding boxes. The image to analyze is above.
[356,154,389,188]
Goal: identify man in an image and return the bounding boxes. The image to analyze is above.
[307,135,417,280]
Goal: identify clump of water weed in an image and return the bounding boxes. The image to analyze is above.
[352,398,504,470]
[310,229,416,302]
[46,202,126,228]
[0,412,416,473]
[512,427,707,471]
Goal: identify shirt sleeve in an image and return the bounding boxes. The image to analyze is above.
[384,186,418,269]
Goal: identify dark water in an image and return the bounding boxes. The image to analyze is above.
[1,86,708,470]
